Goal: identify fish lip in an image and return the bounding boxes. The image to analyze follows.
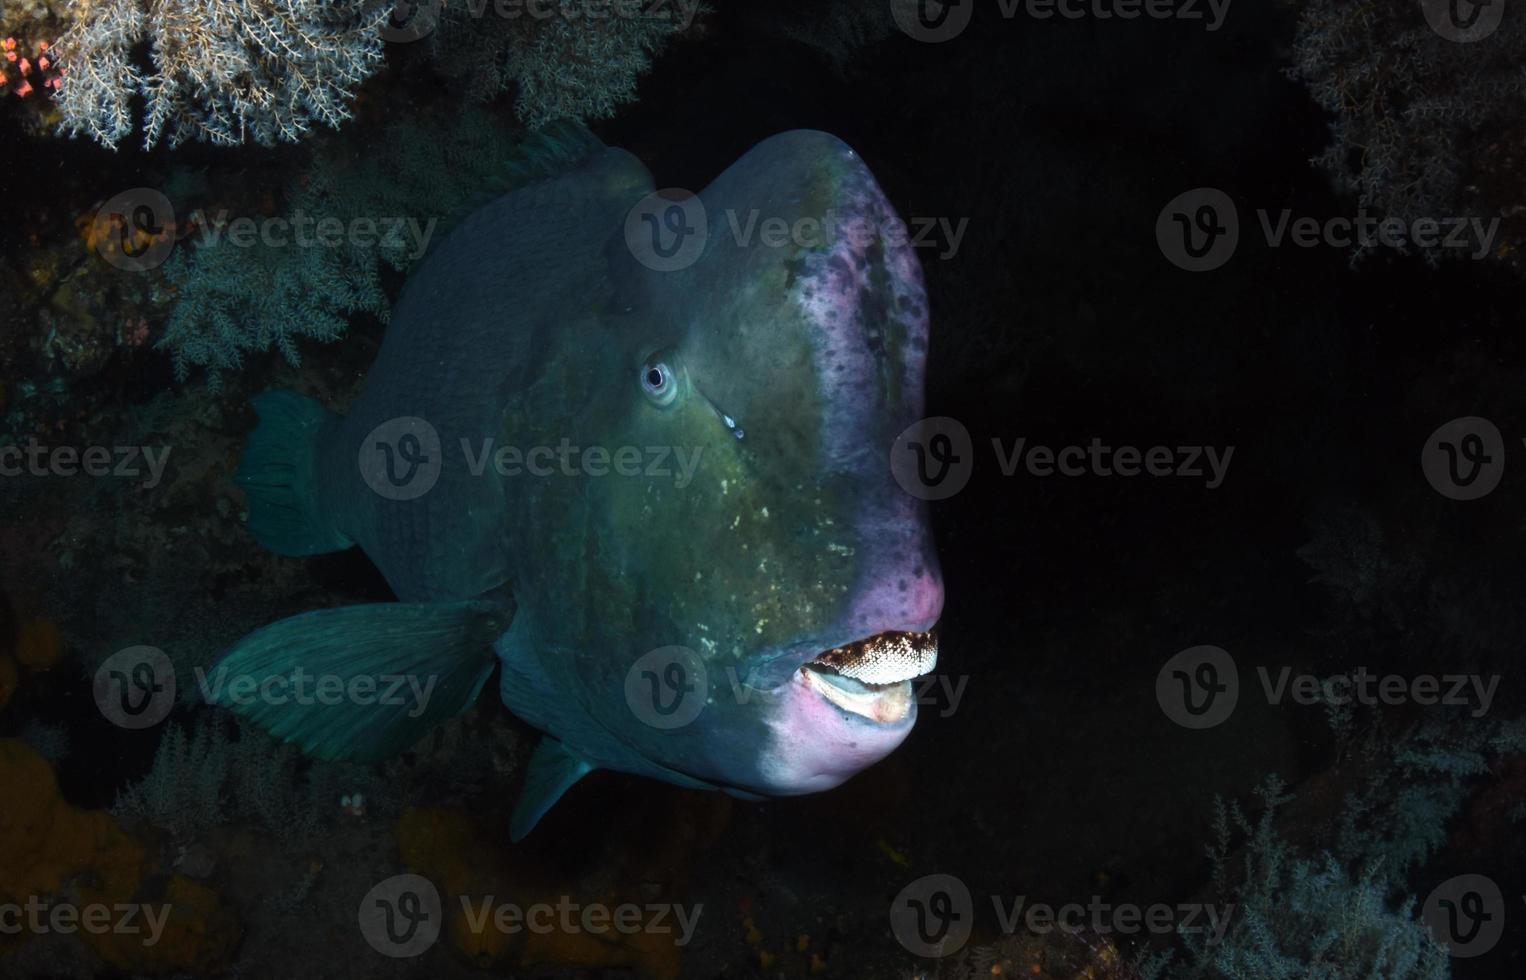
[791,627,939,726]
[796,667,918,726]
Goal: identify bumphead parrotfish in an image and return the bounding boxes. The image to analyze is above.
[211,124,944,838]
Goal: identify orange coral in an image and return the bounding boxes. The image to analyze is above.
[394,795,722,979]
[90,874,240,974]
[15,617,63,671]
[396,808,525,968]
[0,738,63,858]
[0,740,240,972]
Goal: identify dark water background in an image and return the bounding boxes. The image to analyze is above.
[2,1,1525,977]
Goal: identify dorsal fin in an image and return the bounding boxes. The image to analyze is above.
[415,119,608,264]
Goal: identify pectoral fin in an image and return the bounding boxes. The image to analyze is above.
[510,738,594,841]
[495,614,724,838]
[209,600,510,763]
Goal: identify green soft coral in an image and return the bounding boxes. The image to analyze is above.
[156,110,552,387]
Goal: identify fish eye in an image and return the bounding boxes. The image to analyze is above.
[640,359,679,406]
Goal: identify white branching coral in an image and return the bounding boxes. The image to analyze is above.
[53,0,392,149]
[431,0,707,128]
[1287,0,1526,262]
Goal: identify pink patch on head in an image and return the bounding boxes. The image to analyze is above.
[849,566,943,637]
[790,145,931,470]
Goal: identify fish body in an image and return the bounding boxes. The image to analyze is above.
[217,125,943,837]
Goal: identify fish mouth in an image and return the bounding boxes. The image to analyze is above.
[798,629,938,725]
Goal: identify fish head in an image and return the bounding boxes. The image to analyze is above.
[574,130,943,795]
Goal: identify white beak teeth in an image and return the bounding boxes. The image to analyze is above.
[809,630,938,685]
[796,629,939,724]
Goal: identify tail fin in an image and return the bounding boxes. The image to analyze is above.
[236,391,352,555]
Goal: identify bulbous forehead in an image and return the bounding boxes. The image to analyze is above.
[648,130,931,478]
